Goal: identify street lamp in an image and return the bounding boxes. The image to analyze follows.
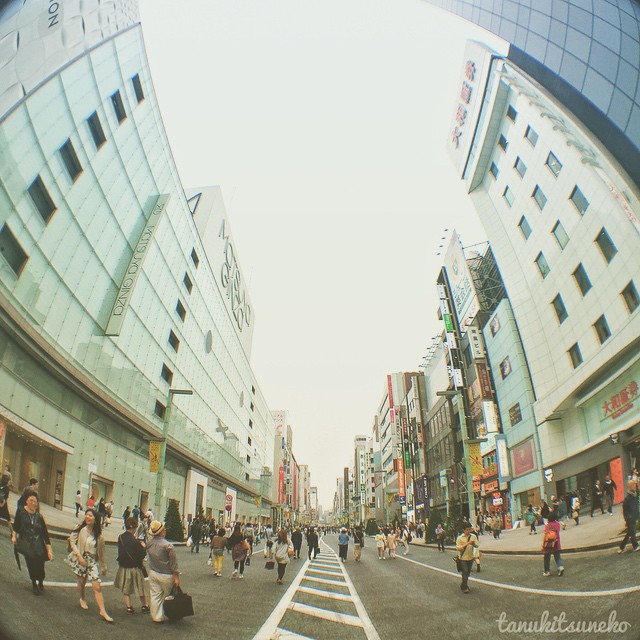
[436,390,486,525]
[154,388,193,517]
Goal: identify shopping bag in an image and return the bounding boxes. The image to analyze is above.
[265,560,275,570]
[163,585,194,620]
[186,536,193,548]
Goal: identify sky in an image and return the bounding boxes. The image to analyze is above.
[138,0,507,509]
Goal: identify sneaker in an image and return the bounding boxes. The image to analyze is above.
[617,549,625,554]
[462,587,470,594]
[558,567,564,576]
[238,574,244,579]
[542,572,550,577]
[635,547,640,552]
[232,569,238,578]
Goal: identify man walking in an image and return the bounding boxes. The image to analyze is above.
[617,480,639,553]
[603,474,617,515]
[456,523,479,594]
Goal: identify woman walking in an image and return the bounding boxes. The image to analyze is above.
[227,523,250,578]
[0,473,12,533]
[435,523,446,552]
[353,526,364,561]
[66,509,113,622]
[12,491,53,595]
[525,505,538,535]
[114,516,149,614]
[375,529,386,559]
[274,529,294,584]
[337,527,349,562]
[210,527,226,576]
[542,512,564,576]
[146,520,180,623]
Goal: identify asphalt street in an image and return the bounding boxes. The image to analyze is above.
[0,531,639,640]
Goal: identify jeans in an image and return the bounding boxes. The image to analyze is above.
[437,538,445,552]
[308,546,318,560]
[460,559,473,590]
[233,559,245,575]
[338,544,348,560]
[277,563,287,580]
[543,550,564,572]
[620,520,638,550]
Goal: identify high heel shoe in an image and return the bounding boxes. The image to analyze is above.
[99,612,114,624]
[79,599,88,610]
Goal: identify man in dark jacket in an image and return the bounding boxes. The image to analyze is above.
[291,528,303,559]
[603,475,617,515]
[618,480,639,553]
[306,527,319,560]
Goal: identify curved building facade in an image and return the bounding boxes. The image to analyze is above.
[425,0,640,189]
[0,1,274,522]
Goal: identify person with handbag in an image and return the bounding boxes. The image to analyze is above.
[210,527,227,577]
[11,490,53,595]
[227,523,250,578]
[273,529,294,584]
[146,520,180,623]
[353,525,365,561]
[0,473,13,534]
[455,522,478,594]
[65,508,112,622]
[337,527,349,562]
[306,526,319,560]
[114,516,150,614]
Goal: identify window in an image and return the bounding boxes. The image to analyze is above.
[503,186,514,207]
[570,186,589,215]
[247,437,252,446]
[154,400,166,419]
[552,220,569,249]
[622,281,639,313]
[535,252,550,278]
[514,156,527,178]
[506,105,517,122]
[525,125,538,146]
[59,139,82,182]
[532,185,547,210]
[168,329,180,352]
[176,299,186,321]
[572,263,592,296]
[87,111,106,149]
[183,273,193,293]
[246,455,251,463]
[489,162,499,179]
[593,315,611,344]
[499,357,512,379]
[518,216,532,239]
[190,249,199,268]
[250,402,254,412]
[251,385,256,394]
[245,473,250,481]
[111,90,127,123]
[498,134,508,152]
[568,343,583,368]
[161,363,174,385]
[595,228,617,263]
[248,419,253,429]
[509,403,522,426]
[0,225,28,275]
[552,294,568,324]
[546,151,562,176]
[132,73,144,103]
[28,175,56,223]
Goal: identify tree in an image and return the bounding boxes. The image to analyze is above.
[426,507,445,543]
[365,518,378,535]
[164,498,184,541]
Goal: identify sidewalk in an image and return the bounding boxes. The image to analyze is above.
[412,511,628,555]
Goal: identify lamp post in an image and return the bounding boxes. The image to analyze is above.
[154,388,193,518]
[437,390,486,525]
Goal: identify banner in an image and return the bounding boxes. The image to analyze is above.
[149,441,162,472]
[468,442,483,476]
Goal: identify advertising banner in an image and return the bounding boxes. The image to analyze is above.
[511,439,536,477]
[149,441,162,473]
[468,442,483,476]
[397,458,406,497]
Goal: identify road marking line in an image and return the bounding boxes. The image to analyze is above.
[297,585,354,602]
[273,629,316,639]
[307,568,343,577]
[311,561,340,567]
[397,554,640,597]
[288,601,363,627]
[302,575,347,586]
[35,580,115,588]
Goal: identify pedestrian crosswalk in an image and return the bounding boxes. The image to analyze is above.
[252,543,380,640]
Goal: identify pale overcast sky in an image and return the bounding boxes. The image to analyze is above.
[138,0,507,509]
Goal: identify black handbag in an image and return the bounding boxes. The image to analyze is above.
[16,536,44,558]
[163,585,194,620]
[265,560,275,570]
[454,555,463,572]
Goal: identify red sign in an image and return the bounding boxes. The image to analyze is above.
[511,439,536,477]
[484,480,499,492]
[278,466,284,504]
[397,458,405,498]
[387,375,394,410]
[602,381,638,420]
[477,363,493,399]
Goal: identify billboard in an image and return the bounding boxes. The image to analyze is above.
[443,231,479,334]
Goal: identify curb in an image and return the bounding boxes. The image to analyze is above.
[47,528,187,546]
[409,540,621,556]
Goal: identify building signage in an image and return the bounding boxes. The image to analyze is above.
[482,400,499,433]
[278,466,285,504]
[445,332,457,351]
[225,487,237,523]
[219,219,252,333]
[511,439,536,477]
[451,59,476,149]
[443,231,479,334]
[468,442,483,476]
[601,380,638,421]
[472,479,481,492]
[105,194,171,336]
[443,314,454,333]
[484,480,499,492]
[467,326,484,359]
[477,363,493,399]
[397,457,405,497]
[482,462,497,479]
[439,298,450,316]
[149,441,162,473]
[495,435,511,481]
[387,375,394,410]
[453,368,464,389]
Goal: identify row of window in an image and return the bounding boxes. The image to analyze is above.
[0,74,145,277]
[501,180,588,217]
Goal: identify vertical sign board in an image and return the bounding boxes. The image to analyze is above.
[149,441,162,472]
[225,487,237,523]
[397,457,406,498]
[105,194,171,335]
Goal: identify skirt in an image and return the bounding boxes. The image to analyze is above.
[114,566,147,596]
[65,551,101,582]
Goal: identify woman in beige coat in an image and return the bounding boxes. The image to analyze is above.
[66,509,113,622]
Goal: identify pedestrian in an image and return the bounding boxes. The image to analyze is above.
[227,523,250,578]
[603,474,617,515]
[86,495,95,511]
[131,505,140,521]
[114,516,150,614]
[17,478,38,510]
[386,528,397,558]
[338,527,349,562]
[375,529,386,559]
[274,529,294,584]
[66,508,113,622]
[189,518,202,554]
[122,506,131,529]
[491,514,501,539]
[12,490,53,595]
[96,497,106,526]
[0,473,12,534]
[455,523,478,594]
[591,480,604,517]
[306,526,319,560]
[557,495,568,529]
[541,512,564,576]
[210,527,226,576]
[435,523,446,552]
[146,520,180,623]
[571,495,581,525]
[291,527,303,559]
[539,500,550,525]
[75,490,83,518]
[353,525,365,561]
[525,505,537,535]
[617,480,639,553]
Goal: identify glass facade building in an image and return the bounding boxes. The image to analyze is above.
[0,1,274,522]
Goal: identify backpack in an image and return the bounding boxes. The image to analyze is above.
[543,528,558,551]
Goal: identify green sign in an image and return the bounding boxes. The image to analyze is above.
[404,451,411,468]
[444,314,454,332]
